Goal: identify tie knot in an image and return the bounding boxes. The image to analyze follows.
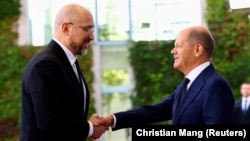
[183,78,190,86]
[75,59,79,65]
[75,59,80,68]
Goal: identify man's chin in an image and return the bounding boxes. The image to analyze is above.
[173,64,179,69]
[81,49,88,56]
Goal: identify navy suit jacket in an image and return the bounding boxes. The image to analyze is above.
[234,99,250,125]
[21,40,90,141]
[113,64,234,129]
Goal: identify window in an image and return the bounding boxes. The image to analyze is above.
[97,0,130,41]
[131,0,202,41]
[28,0,94,46]
[27,0,202,45]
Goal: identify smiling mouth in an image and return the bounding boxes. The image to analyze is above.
[174,58,179,61]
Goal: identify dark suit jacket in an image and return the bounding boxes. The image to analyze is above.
[234,99,250,125]
[113,64,234,129]
[21,40,90,141]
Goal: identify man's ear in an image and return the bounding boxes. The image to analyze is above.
[62,22,72,35]
[194,44,203,58]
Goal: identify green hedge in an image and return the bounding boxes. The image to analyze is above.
[206,0,250,99]
[128,40,182,108]
[0,46,27,140]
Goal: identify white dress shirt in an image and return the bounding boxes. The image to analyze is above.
[242,97,250,111]
[185,61,210,90]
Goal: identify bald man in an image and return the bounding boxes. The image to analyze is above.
[21,3,105,141]
[100,25,234,130]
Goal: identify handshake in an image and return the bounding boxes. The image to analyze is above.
[88,114,114,140]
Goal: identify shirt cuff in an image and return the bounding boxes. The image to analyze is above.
[112,114,117,128]
[88,121,93,137]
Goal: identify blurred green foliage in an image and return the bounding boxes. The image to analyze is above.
[0,0,20,20]
[0,0,21,140]
[206,0,250,61]
[128,40,183,108]
[0,0,20,47]
[0,46,27,140]
[206,0,250,99]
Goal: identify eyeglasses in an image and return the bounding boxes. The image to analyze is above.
[68,22,94,34]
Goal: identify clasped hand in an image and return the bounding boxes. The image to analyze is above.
[89,114,114,140]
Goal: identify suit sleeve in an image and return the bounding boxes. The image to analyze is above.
[113,93,174,130]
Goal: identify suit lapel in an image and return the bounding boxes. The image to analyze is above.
[174,64,215,123]
[48,40,80,85]
[173,83,184,110]
[177,79,204,111]
[48,40,89,116]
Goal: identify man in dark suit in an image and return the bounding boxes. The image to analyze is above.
[99,25,234,130]
[20,3,105,141]
[234,82,250,125]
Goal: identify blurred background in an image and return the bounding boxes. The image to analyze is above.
[0,0,250,141]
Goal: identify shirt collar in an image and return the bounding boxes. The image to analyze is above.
[53,38,77,66]
[185,61,210,89]
[242,97,250,101]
